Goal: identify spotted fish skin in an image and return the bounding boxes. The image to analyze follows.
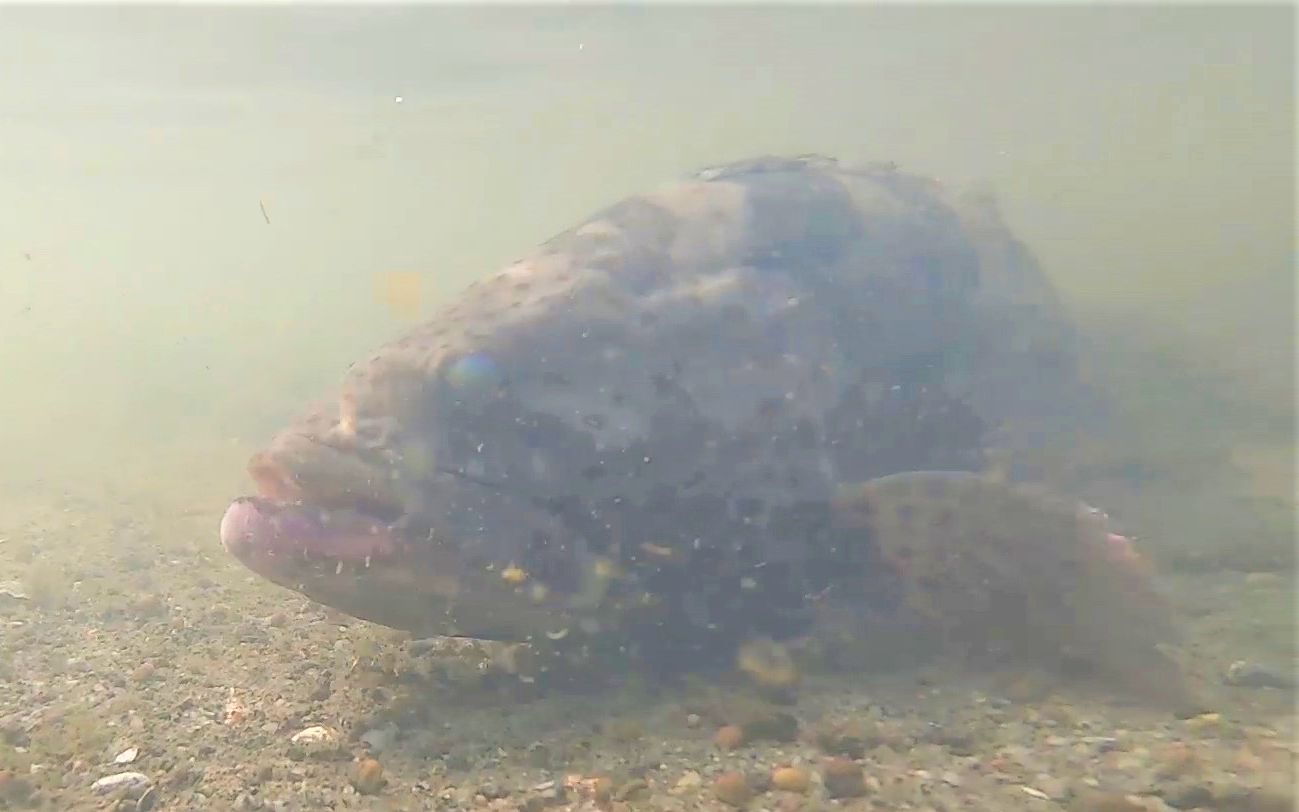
[225,155,1108,672]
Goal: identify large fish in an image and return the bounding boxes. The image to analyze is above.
[220,156,1186,700]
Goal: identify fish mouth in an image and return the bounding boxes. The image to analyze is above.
[219,490,473,635]
[221,432,408,570]
[219,497,400,570]
[219,432,574,640]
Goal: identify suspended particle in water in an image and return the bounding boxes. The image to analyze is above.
[377,271,422,320]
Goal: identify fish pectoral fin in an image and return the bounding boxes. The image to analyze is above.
[828,470,1187,705]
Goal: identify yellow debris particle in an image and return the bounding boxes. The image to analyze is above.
[640,542,674,558]
[592,556,620,579]
[736,637,801,691]
[501,564,529,585]
[1186,712,1223,733]
[376,271,423,320]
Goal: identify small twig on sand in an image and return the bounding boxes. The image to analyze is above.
[259,200,271,225]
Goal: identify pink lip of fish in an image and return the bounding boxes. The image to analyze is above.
[1099,529,1155,577]
[1079,502,1147,569]
[1106,531,1140,561]
[219,498,399,567]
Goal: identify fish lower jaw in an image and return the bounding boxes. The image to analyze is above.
[219,497,402,571]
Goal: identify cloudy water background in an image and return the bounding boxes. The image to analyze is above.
[0,4,1292,563]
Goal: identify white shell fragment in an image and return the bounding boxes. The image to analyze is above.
[91,771,151,795]
[290,725,340,744]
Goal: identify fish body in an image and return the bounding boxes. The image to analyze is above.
[221,156,1182,691]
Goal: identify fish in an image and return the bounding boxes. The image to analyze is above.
[220,155,1188,702]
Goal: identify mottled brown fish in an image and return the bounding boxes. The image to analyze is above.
[220,155,1185,699]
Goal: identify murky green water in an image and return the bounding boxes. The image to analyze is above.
[0,10,1293,809]
[0,5,1291,556]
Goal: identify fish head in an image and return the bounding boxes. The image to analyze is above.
[219,354,608,644]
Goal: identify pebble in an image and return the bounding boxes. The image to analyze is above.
[1155,742,1202,779]
[713,771,752,807]
[1217,787,1296,812]
[1224,660,1295,689]
[525,741,551,768]
[771,766,811,793]
[351,758,384,795]
[822,757,867,799]
[136,785,159,811]
[91,771,152,797]
[715,724,746,750]
[1159,782,1213,809]
[289,726,338,744]
[1243,572,1282,586]
[0,770,32,804]
[1074,792,1150,812]
[1036,776,1070,800]
[289,725,343,759]
[675,770,703,790]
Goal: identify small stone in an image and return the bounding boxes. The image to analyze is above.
[0,770,33,804]
[1072,792,1149,812]
[351,758,384,795]
[91,771,152,798]
[135,786,159,811]
[1036,777,1070,800]
[715,724,746,750]
[771,766,810,794]
[776,797,804,812]
[126,595,163,618]
[605,718,644,742]
[676,771,702,790]
[615,779,649,802]
[290,725,337,744]
[739,709,799,743]
[590,776,614,803]
[1184,713,1222,733]
[822,757,866,799]
[1224,660,1295,689]
[525,742,551,768]
[1159,782,1213,809]
[1243,572,1281,586]
[1155,743,1202,779]
[1215,787,1295,812]
[813,720,869,757]
[130,662,157,683]
[288,725,343,759]
[713,772,752,807]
